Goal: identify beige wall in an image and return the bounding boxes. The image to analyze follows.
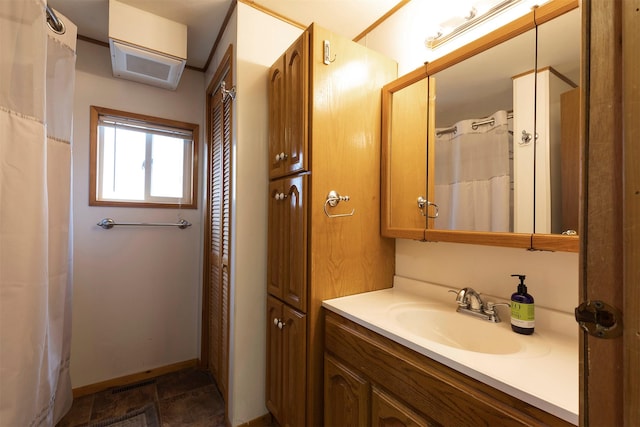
[71,39,205,387]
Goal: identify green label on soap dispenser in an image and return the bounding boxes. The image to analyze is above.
[511,302,535,328]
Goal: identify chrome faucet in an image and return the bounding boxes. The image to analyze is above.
[449,287,510,323]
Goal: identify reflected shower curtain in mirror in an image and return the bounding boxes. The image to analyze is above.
[434,110,512,232]
[0,1,76,425]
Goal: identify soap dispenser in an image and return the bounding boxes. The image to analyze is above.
[510,274,535,335]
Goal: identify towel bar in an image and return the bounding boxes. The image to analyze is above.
[97,218,191,230]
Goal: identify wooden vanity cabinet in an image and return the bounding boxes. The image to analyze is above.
[325,354,434,427]
[267,24,396,426]
[324,310,573,427]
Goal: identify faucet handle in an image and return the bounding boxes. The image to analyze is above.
[448,288,469,308]
[483,301,511,322]
[485,301,511,311]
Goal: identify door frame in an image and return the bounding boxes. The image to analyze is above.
[581,1,639,425]
[621,0,640,424]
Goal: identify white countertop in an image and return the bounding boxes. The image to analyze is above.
[322,276,579,425]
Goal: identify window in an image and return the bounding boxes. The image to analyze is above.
[90,106,199,208]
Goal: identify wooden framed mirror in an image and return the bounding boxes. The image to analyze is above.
[381,0,580,252]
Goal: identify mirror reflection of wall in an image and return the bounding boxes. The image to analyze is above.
[429,7,581,236]
[533,8,581,235]
[431,29,536,233]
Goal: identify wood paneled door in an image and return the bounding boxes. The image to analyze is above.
[202,45,233,409]
[267,175,308,312]
[266,295,306,427]
[324,355,369,427]
[268,32,309,179]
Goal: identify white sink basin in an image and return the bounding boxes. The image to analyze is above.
[388,303,550,356]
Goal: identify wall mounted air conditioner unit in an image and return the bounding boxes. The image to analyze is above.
[108,0,187,90]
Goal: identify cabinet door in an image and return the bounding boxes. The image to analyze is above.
[266,296,283,420]
[372,386,436,427]
[381,73,429,239]
[283,174,307,311]
[284,31,309,176]
[267,175,308,311]
[268,55,286,178]
[324,355,369,427]
[282,304,307,427]
[268,31,309,179]
[267,179,287,299]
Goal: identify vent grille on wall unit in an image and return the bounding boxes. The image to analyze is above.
[109,39,186,90]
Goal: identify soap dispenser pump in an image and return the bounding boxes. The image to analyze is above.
[510,274,535,335]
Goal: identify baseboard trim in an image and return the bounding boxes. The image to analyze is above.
[236,412,273,427]
[72,359,200,397]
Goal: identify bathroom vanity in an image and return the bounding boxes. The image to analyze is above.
[323,278,578,426]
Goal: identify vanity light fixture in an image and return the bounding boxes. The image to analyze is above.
[426,0,524,49]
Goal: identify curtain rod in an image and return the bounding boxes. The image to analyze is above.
[45,5,65,34]
[436,111,513,136]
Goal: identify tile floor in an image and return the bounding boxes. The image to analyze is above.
[56,367,226,427]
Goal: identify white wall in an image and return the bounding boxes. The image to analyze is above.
[205,4,301,425]
[359,1,548,75]
[397,240,577,313]
[71,39,205,387]
[360,4,579,314]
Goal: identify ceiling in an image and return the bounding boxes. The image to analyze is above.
[47,0,404,70]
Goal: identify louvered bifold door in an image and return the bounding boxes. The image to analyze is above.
[208,88,223,382]
[219,74,232,399]
[207,71,233,400]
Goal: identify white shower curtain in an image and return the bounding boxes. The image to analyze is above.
[0,1,76,425]
[434,110,512,232]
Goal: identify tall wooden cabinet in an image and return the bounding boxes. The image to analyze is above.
[266,24,397,426]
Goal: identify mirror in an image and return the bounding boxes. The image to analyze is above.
[430,29,536,233]
[381,1,581,251]
[533,8,581,235]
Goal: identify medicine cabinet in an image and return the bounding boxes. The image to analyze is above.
[381,0,580,252]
